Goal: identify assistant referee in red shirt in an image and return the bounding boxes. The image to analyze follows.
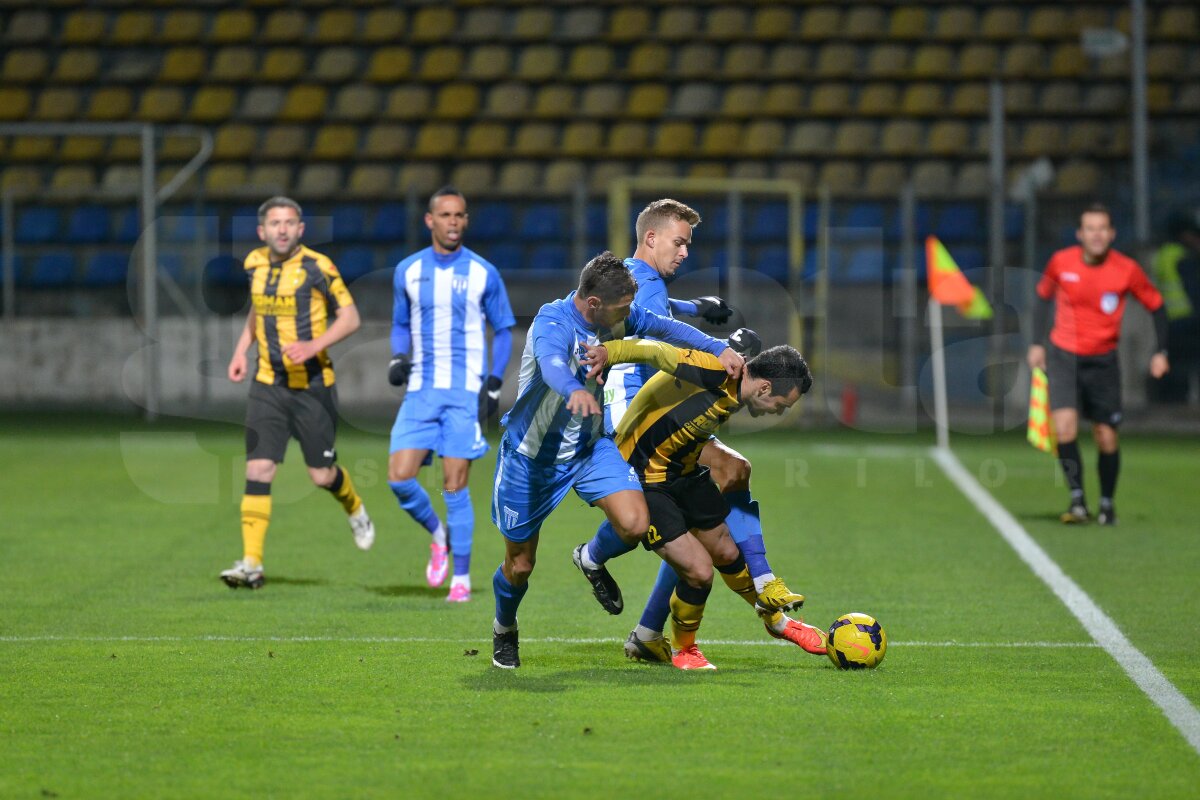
[1026,203,1169,526]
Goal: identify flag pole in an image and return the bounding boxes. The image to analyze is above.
[929,297,950,451]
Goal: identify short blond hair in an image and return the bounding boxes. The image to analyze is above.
[635,199,701,246]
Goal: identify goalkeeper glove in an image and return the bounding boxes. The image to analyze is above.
[688,296,734,325]
[478,375,503,422]
[388,354,412,386]
[727,327,762,359]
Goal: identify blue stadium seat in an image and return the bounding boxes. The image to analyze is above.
[115,208,142,244]
[486,243,524,272]
[66,205,111,244]
[752,245,790,282]
[842,202,888,233]
[163,213,219,243]
[843,247,888,285]
[803,246,844,282]
[469,202,515,242]
[585,203,607,241]
[952,245,985,273]
[335,247,376,280]
[331,205,367,243]
[747,203,786,241]
[204,255,246,285]
[158,253,186,280]
[1004,204,1024,239]
[936,204,982,242]
[528,244,569,272]
[83,252,130,286]
[28,251,76,286]
[703,203,730,239]
[16,207,61,244]
[230,205,260,244]
[382,247,409,270]
[885,203,933,241]
[371,203,408,242]
[518,204,566,242]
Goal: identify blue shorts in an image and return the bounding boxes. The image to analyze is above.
[390,390,489,460]
[491,435,642,543]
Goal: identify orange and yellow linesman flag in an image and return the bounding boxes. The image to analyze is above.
[926,236,993,320]
[1027,367,1055,453]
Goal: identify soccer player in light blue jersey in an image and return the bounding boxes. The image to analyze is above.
[388,187,516,603]
[489,251,744,668]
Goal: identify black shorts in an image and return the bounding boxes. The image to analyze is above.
[245,380,339,468]
[640,467,730,551]
[1046,344,1123,427]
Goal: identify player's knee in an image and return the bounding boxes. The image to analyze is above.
[679,562,713,589]
[725,456,752,492]
[388,462,418,482]
[246,460,276,484]
[506,553,535,584]
[613,509,651,542]
[442,476,468,493]
[309,466,337,488]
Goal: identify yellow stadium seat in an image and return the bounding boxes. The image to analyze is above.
[1066,122,1106,154]
[1028,7,1070,39]
[1003,43,1045,77]
[1054,161,1100,195]
[809,84,851,116]
[346,165,395,198]
[313,48,360,83]
[952,162,989,196]
[1071,6,1112,31]
[833,121,876,156]
[912,45,954,78]
[927,121,972,156]
[561,122,604,157]
[4,10,52,44]
[567,45,614,82]
[700,121,741,157]
[298,164,344,197]
[857,83,899,115]
[818,162,862,194]
[641,160,681,181]
[626,84,669,119]
[59,136,105,161]
[189,87,236,123]
[721,84,761,117]
[743,120,785,156]
[767,45,810,79]
[311,125,359,160]
[159,133,199,161]
[512,123,558,157]
[800,8,841,41]
[788,122,832,156]
[1040,82,1080,114]
[676,43,719,80]
[205,164,250,196]
[512,8,554,40]
[413,123,460,158]
[626,43,670,80]
[980,7,1022,39]
[465,46,512,82]
[330,85,381,121]
[1005,82,1036,113]
[157,10,202,44]
[211,48,258,82]
[362,9,406,44]
[561,7,604,41]
[9,136,55,161]
[462,8,505,42]
[213,124,257,160]
[890,7,929,37]
[1019,122,1064,157]
[101,164,140,192]
[52,49,100,83]
[531,85,575,119]
[911,161,954,195]
[313,9,357,44]
[463,122,509,158]
[579,84,623,118]
[497,162,543,195]
[864,162,907,197]
[866,44,909,77]
[1108,124,1130,156]
[0,88,31,120]
[110,11,154,45]
[1095,52,1130,79]
[262,49,306,82]
[263,10,307,43]
[159,48,207,82]
[815,44,858,78]
[398,164,446,198]
[1148,83,1173,114]
[448,162,495,196]
[959,44,999,78]
[935,6,978,40]
[238,87,285,121]
[366,48,413,83]
[670,83,718,117]
[762,84,803,117]
[1147,45,1185,79]
[50,165,97,195]
[382,86,432,120]
[1048,43,1086,77]
[279,86,328,122]
[845,7,886,39]
[729,161,767,181]
[362,125,411,160]
[652,121,697,158]
[1,166,44,192]
[260,126,309,159]
[86,87,133,120]
[515,45,560,81]
[4,49,48,82]
[901,83,944,115]
[1156,6,1197,40]
[61,9,106,44]
[688,163,729,181]
[32,87,81,121]
[608,122,649,157]
[209,10,256,44]
[1178,84,1200,112]
[704,6,748,41]
[247,165,292,195]
[609,7,652,43]
[411,6,456,43]
[721,44,766,82]
[658,7,700,41]
[482,82,531,119]
[752,7,794,42]
[543,160,587,194]
[879,120,923,156]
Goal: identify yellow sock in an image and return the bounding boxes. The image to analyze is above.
[240,490,271,566]
[717,561,758,607]
[326,466,362,515]
[668,583,710,651]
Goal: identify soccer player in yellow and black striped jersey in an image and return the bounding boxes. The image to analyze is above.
[576,336,825,669]
[219,196,373,589]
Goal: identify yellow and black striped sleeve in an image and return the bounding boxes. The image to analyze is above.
[602,339,728,389]
[311,249,355,310]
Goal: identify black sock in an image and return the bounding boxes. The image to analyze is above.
[1057,440,1085,502]
[1098,450,1120,505]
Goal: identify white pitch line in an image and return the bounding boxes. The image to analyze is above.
[932,446,1200,756]
[0,634,1097,649]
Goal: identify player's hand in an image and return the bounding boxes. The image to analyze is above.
[567,389,601,418]
[388,353,412,386]
[689,296,734,325]
[1026,345,1046,372]
[580,342,610,381]
[716,347,745,378]
[228,352,247,383]
[727,327,762,359]
[478,375,503,421]
[1150,351,1170,379]
[284,340,318,364]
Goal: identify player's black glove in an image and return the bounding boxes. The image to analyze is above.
[689,296,734,325]
[388,353,412,386]
[478,375,503,422]
[727,327,762,359]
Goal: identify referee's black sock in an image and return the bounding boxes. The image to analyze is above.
[1098,449,1120,504]
[1057,440,1085,503]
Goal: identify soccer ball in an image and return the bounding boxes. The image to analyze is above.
[827,613,887,670]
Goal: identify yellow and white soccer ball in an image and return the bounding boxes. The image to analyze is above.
[827,612,887,669]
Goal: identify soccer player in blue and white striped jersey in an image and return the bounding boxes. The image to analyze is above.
[388,187,516,603]
[488,251,744,668]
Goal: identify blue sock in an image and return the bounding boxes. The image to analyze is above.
[493,565,528,628]
[444,487,472,576]
[726,490,771,578]
[586,520,636,566]
[638,560,678,633]
[388,479,439,534]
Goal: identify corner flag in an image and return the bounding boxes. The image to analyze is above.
[1027,367,1055,453]
[926,236,993,320]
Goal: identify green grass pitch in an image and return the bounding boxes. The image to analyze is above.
[2,414,1198,798]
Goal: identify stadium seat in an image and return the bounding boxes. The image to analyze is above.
[865,44,909,77]
[159,48,206,83]
[788,121,833,156]
[1028,7,1070,40]
[567,45,614,81]
[362,8,406,44]
[262,49,306,82]
[766,44,810,79]
[369,203,407,242]
[462,8,505,42]
[858,83,900,115]
[30,87,79,121]
[463,122,510,158]
[83,253,130,287]
[515,45,561,81]
[608,122,650,157]
[579,84,624,118]
[419,46,464,82]
[483,82,531,119]
[752,246,790,282]
[936,204,983,242]
[1155,6,1197,40]
[237,87,285,121]
[464,45,512,81]
[815,44,857,78]
[669,83,718,117]
[366,48,413,83]
[1054,161,1101,195]
[950,83,989,115]
[912,45,955,78]
[246,164,292,195]
[188,87,236,123]
[935,6,978,40]
[890,7,930,38]
[161,11,204,45]
[411,6,455,43]
[863,162,906,198]
[833,121,877,156]
[528,244,569,273]
[0,88,32,120]
[658,7,701,41]
[652,121,697,157]
[398,164,444,196]
[800,7,841,40]
[49,166,96,196]
[8,135,54,161]
[953,163,990,197]
[513,7,554,40]
[518,204,566,242]
[959,45,1000,78]
[467,203,516,243]
[54,50,100,83]
[1020,122,1065,157]
[383,86,431,121]
[5,10,53,44]
[928,121,972,156]
[261,126,309,159]
[704,6,748,41]
[312,9,358,44]
[434,83,480,120]
[330,85,381,121]
[205,164,250,197]
[512,123,557,157]
[209,10,256,44]
[262,10,307,43]
[313,48,359,83]
[752,7,794,41]
[699,121,741,157]
[27,252,76,286]
[57,135,103,162]
[486,244,525,273]
[626,84,669,119]
[346,167,394,198]
[334,247,375,281]
[66,206,111,243]
[312,125,359,160]
[16,207,61,244]
[980,7,1022,39]
[845,7,886,39]
[721,44,766,81]
[135,87,185,122]
[810,84,851,116]
[61,9,105,45]
[626,44,671,80]
[763,85,804,118]
[210,48,257,82]
[880,121,922,156]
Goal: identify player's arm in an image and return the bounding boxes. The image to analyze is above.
[228,306,256,382]
[669,296,734,324]
[388,264,413,386]
[532,315,598,417]
[1027,257,1059,371]
[284,303,360,365]
[630,306,744,377]
[479,269,518,419]
[583,339,728,389]
[1129,262,1171,378]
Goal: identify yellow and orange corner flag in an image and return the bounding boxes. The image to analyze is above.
[926,236,993,320]
[1027,367,1055,453]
